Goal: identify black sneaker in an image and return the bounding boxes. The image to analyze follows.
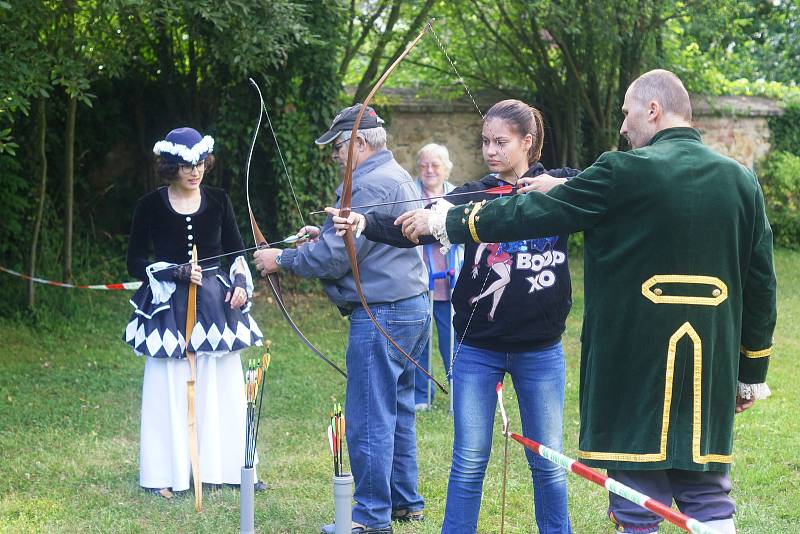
[391,509,424,522]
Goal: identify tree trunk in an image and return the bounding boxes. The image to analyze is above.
[351,1,402,103]
[28,98,48,309]
[154,19,180,123]
[63,94,76,282]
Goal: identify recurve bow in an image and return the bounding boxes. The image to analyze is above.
[246,80,347,379]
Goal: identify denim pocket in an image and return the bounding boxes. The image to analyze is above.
[386,315,428,364]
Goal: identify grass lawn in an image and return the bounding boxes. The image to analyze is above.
[1,250,798,533]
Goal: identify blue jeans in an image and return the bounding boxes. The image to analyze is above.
[414,300,452,405]
[346,294,430,528]
[442,342,571,534]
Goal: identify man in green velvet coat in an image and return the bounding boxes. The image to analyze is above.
[397,70,777,533]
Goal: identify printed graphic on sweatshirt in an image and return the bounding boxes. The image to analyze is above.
[468,237,563,321]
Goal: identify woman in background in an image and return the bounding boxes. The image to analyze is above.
[412,143,462,411]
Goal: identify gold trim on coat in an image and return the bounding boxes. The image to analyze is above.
[691,322,732,464]
[467,201,484,243]
[578,322,731,464]
[740,345,772,358]
[641,275,728,306]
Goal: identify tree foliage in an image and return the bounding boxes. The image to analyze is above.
[0,0,345,292]
[416,0,715,166]
[340,0,436,102]
[759,150,800,248]
[671,0,799,88]
[343,0,797,167]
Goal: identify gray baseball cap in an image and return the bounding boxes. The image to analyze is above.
[315,104,385,145]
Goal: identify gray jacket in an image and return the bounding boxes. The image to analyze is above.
[279,149,427,310]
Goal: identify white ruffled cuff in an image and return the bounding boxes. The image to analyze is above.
[737,382,771,401]
[230,255,254,297]
[145,262,177,305]
[429,199,454,254]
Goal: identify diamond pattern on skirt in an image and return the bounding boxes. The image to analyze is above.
[124,317,260,358]
[146,329,163,355]
[221,325,237,348]
[177,331,186,354]
[235,321,251,344]
[190,323,207,349]
[135,323,146,347]
[205,324,223,351]
[161,329,179,356]
[125,319,138,343]
[249,315,263,339]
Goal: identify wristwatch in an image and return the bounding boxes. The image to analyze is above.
[275,251,283,269]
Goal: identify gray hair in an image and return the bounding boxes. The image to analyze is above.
[629,69,692,121]
[340,127,387,150]
[417,143,453,178]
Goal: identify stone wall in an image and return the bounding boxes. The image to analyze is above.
[382,90,490,185]
[381,91,783,183]
[691,96,782,170]
[388,111,484,184]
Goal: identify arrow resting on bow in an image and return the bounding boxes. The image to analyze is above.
[308,184,517,216]
[340,19,447,394]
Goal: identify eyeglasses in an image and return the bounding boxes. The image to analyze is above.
[332,139,349,152]
[179,161,206,174]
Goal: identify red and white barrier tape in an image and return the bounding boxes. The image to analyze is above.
[495,383,721,534]
[0,266,141,290]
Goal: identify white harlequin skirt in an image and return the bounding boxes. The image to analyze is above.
[124,268,262,358]
[139,351,258,491]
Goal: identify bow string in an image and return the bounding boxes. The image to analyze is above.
[426,22,528,380]
[246,79,347,379]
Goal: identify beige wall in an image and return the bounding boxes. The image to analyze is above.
[691,95,782,170]
[693,116,772,170]
[387,112,484,184]
[383,94,782,182]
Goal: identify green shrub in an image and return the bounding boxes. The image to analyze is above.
[759,150,800,248]
[768,101,800,156]
[568,231,584,255]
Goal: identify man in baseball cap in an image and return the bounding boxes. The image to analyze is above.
[255,102,429,533]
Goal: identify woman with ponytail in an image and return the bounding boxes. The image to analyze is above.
[328,100,577,533]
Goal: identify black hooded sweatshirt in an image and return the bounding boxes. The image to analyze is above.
[362,163,579,352]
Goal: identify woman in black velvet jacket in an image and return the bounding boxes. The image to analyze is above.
[123,127,263,496]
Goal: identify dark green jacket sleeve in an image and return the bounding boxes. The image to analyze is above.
[446,154,615,244]
[738,180,777,383]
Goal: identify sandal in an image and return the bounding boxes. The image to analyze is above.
[142,487,174,499]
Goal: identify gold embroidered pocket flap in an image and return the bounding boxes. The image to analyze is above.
[641,275,728,306]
